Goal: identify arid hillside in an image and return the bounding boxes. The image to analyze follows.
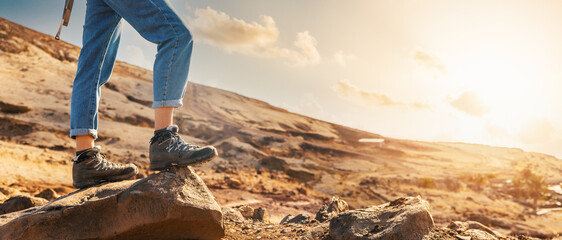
[0,17,561,238]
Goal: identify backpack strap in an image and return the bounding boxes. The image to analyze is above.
[55,0,74,40]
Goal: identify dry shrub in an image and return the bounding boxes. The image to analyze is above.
[509,167,549,208]
[444,177,462,192]
[419,177,436,189]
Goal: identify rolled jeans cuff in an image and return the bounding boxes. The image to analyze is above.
[70,129,98,140]
[152,99,183,108]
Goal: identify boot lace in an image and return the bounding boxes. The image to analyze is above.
[151,131,200,152]
[93,153,121,171]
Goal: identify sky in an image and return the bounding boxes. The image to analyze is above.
[2,0,562,158]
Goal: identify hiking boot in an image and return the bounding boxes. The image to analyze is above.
[72,146,139,189]
[149,125,217,171]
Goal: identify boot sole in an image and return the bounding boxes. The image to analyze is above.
[149,147,218,171]
[73,166,139,189]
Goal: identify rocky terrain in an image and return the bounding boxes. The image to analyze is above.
[0,17,561,239]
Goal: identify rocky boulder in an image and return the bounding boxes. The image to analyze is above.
[329,196,434,240]
[0,166,224,240]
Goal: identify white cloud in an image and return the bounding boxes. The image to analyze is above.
[333,79,428,109]
[334,79,395,106]
[333,50,356,67]
[449,91,489,117]
[412,49,447,75]
[187,7,321,66]
[188,7,278,50]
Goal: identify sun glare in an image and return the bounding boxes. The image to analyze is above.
[447,45,545,133]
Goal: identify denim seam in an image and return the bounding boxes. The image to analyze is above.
[152,99,183,108]
[165,37,180,103]
[70,129,98,139]
[149,0,179,103]
[87,15,121,134]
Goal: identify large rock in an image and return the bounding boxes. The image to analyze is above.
[0,166,224,240]
[329,196,434,240]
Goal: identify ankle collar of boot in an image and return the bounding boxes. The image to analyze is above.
[72,146,100,164]
[154,125,179,135]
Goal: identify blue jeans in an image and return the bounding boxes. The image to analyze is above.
[70,0,193,139]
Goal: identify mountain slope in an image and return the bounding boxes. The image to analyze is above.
[0,17,561,237]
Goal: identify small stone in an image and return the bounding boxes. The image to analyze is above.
[464,229,497,240]
[236,205,255,220]
[0,196,48,215]
[448,221,469,232]
[301,222,330,240]
[0,192,7,203]
[34,188,58,201]
[456,235,471,240]
[222,208,245,222]
[226,177,243,189]
[252,207,270,224]
[280,214,294,224]
[448,221,501,238]
[315,196,349,222]
[286,213,310,224]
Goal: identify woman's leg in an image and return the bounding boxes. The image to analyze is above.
[101,0,216,169]
[102,0,193,116]
[70,0,138,189]
[70,0,123,151]
[76,135,95,152]
[154,107,174,130]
